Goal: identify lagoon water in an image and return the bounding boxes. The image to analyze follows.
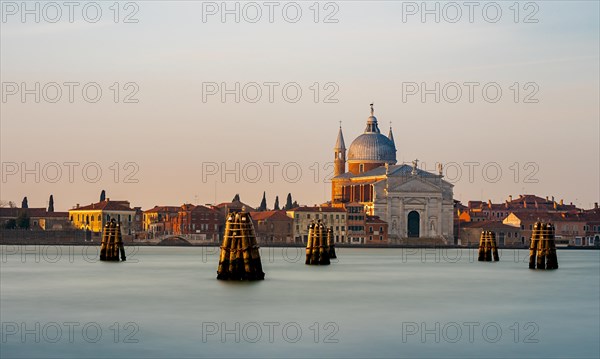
[1,246,599,358]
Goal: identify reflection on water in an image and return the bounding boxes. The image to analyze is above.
[1,246,598,358]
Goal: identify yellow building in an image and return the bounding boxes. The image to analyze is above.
[143,206,180,233]
[286,206,347,244]
[69,199,136,234]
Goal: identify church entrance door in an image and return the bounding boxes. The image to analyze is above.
[407,211,420,238]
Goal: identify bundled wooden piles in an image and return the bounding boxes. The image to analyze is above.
[305,220,331,265]
[217,211,265,281]
[477,230,499,262]
[100,219,126,261]
[529,222,559,270]
[327,227,337,259]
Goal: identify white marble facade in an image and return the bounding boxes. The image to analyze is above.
[367,165,454,242]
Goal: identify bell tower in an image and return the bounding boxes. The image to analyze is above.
[334,124,346,177]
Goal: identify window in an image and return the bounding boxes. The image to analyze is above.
[341,226,345,231]
[307,214,311,219]
[359,164,364,173]
[379,236,382,241]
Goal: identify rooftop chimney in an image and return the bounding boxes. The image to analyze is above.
[509,195,513,201]
[560,199,564,205]
[595,202,598,209]
[76,204,80,208]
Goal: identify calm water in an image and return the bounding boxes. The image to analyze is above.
[1,246,598,359]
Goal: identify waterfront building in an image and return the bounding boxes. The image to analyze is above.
[249,210,293,244]
[459,220,523,247]
[69,199,137,234]
[331,104,454,244]
[0,207,70,230]
[286,206,347,244]
[143,206,180,234]
[365,215,389,244]
[172,204,221,241]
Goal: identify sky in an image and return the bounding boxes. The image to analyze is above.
[1,0,599,211]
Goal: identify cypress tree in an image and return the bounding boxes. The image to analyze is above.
[21,197,28,209]
[274,196,280,210]
[48,195,54,212]
[285,193,293,210]
[100,190,106,202]
[259,192,267,211]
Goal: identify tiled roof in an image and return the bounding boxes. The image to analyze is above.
[250,211,292,221]
[144,206,180,213]
[366,216,387,224]
[461,220,518,230]
[288,206,346,213]
[509,211,588,222]
[189,205,219,213]
[0,208,67,218]
[215,200,255,211]
[70,200,133,212]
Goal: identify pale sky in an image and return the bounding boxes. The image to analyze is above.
[1,1,599,211]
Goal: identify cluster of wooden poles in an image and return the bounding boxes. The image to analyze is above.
[305,220,336,265]
[477,230,499,262]
[100,219,126,261]
[216,211,265,281]
[529,222,559,270]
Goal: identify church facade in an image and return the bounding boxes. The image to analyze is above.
[331,105,454,244]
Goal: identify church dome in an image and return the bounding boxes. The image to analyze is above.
[347,107,397,164]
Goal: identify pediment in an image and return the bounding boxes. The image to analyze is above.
[389,178,441,193]
[404,198,426,205]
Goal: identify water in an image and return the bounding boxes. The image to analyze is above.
[1,246,599,358]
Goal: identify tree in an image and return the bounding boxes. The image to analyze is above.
[4,219,16,229]
[232,194,240,202]
[8,201,16,208]
[16,211,30,229]
[292,200,299,208]
[258,192,267,211]
[100,190,106,202]
[21,197,28,208]
[285,193,293,210]
[48,195,54,212]
[274,196,280,210]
